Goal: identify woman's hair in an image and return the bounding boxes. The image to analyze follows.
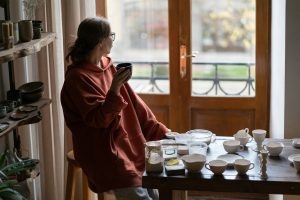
[66,16,111,65]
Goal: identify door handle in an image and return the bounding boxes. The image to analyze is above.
[180,45,197,78]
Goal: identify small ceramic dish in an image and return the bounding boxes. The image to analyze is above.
[216,153,244,167]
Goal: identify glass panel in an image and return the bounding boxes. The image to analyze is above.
[107,0,169,94]
[191,0,256,97]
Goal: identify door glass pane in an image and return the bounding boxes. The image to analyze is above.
[191,0,256,97]
[107,0,169,94]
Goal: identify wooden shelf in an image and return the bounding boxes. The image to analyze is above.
[0,32,56,64]
[0,98,51,137]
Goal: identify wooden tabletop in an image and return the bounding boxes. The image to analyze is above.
[142,137,300,199]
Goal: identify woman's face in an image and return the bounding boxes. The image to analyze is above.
[100,32,115,55]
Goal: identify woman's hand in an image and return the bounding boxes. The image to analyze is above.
[110,68,132,95]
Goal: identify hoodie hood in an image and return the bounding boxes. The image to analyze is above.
[66,56,113,76]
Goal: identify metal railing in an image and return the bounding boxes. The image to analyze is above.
[117,61,255,96]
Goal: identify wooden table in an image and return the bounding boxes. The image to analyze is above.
[142,137,300,200]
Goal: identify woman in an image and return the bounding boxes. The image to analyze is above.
[61,17,169,200]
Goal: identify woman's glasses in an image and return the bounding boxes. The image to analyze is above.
[110,32,115,41]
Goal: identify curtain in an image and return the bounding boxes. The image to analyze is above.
[10,0,98,199]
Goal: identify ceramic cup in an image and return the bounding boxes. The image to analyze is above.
[293,156,300,173]
[263,142,284,156]
[188,142,208,156]
[18,20,33,42]
[116,63,132,71]
[181,154,206,172]
[223,140,244,153]
[252,129,267,150]
[205,159,227,175]
[234,159,255,175]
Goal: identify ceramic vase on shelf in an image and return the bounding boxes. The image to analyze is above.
[18,20,33,42]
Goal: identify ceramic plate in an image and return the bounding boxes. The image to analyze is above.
[18,105,38,113]
[10,112,29,120]
[217,154,244,166]
[288,154,300,163]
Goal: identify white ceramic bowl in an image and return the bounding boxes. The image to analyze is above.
[181,154,206,172]
[263,142,284,156]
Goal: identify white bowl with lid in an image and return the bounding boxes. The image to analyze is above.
[186,129,216,145]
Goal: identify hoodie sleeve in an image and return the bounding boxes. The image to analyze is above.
[124,84,169,141]
[61,70,128,128]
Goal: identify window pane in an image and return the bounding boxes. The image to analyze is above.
[107,0,169,94]
[191,0,256,97]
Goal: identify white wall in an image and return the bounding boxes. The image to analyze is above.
[284,0,300,139]
[270,0,286,139]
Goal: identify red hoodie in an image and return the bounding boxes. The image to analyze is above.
[60,56,168,193]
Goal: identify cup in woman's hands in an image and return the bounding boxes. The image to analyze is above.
[116,63,132,71]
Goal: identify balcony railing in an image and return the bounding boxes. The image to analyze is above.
[117,61,255,96]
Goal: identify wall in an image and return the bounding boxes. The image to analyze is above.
[271,0,300,199]
[283,1,300,199]
[284,0,300,139]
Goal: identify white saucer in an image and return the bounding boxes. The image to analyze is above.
[216,154,244,166]
[166,132,180,139]
[288,154,300,163]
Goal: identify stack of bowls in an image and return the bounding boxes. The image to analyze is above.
[18,81,44,103]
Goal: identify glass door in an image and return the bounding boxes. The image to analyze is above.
[102,0,270,135]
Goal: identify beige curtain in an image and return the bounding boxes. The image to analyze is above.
[12,0,99,199]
